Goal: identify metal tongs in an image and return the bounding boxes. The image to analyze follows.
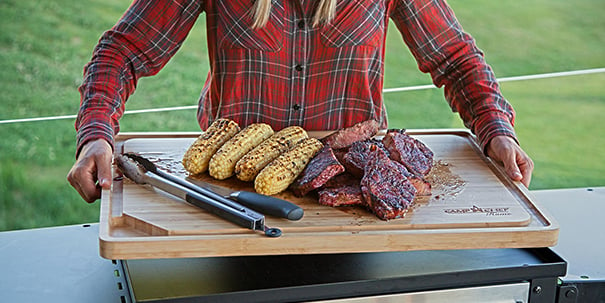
[115,153,283,237]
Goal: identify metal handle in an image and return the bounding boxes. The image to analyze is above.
[143,173,265,232]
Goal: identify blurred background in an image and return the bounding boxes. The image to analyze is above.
[1,0,603,231]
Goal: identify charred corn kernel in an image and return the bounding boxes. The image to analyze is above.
[208,123,274,180]
[182,118,240,175]
[235,126,308,182]
[254,137,323,195]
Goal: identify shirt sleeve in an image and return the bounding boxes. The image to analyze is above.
[389,0,517,152]
[75,0,203,156]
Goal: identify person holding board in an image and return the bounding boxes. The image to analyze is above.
[68,0,533,202]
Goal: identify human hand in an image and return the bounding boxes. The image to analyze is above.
[67,139,113,203]
[486,135,534,188]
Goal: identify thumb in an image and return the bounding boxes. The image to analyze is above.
[97,158,113,189]
[95,142,114,189]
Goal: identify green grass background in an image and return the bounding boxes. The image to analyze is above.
[1,0,604,231]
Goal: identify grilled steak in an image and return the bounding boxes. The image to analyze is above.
[409,176,432,196]
[318,173,364,207]
[382,131,434,176]
[342,139,386,177]
[290,145,345,197]
[300,126,434,220]
[332,147,349,166]
[318,185,365,207]
[322,172,362,188]
[322,119,380,149]
[360,148,417,220]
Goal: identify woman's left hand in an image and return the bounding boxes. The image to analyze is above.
[486,135,534,188]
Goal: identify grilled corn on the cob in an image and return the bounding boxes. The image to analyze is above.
[254,137,323,195]
[235,126,308,182]
[209,123,274,180]
[182,118,240,175]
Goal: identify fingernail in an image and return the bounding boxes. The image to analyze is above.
[99,178,110,187]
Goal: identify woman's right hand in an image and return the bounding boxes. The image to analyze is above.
[67,139,113,203]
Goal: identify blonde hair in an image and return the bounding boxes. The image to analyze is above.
[251,0,336,28]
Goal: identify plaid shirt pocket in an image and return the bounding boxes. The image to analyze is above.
[320,0,385,47]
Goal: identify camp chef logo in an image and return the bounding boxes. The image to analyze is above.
[443,205,511,216]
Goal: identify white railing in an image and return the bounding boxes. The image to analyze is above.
[2,67,604,125]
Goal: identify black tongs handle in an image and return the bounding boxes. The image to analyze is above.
[231,191,304,221]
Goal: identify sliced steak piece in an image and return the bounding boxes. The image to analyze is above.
[409,176,432,196]
[332,147,349,166]
[360,148,417,220]
[382,131,434,176]
[322,172,361,188]
[318,185,365,207]
[364,145,431,196]
[290,145,345,197]
[322,119,380,149]
[343,139,386,177]
[319,173,364,206]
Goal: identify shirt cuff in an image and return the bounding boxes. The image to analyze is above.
[474,111,518,155]
[75,121,115,158]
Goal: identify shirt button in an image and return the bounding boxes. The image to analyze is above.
[297,20,305,29]
[295,64,303,72]
[293,104,301,110]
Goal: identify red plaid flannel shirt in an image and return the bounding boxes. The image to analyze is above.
[76,0,517,155]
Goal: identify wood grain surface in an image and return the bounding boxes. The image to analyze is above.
[99,130,559,260]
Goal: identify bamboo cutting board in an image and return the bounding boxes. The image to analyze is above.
[99,130,559,260]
